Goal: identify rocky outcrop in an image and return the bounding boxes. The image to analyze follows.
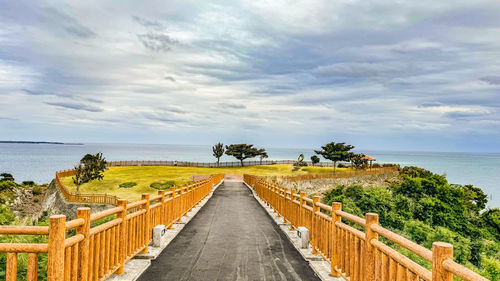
[42,180,113,220]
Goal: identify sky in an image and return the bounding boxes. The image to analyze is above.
[1,0,500,152]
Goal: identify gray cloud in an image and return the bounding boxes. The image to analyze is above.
[133,15,164,30]
[143,113,185,123]
[137,33,179,52]
[45,102,103,112]
[218,103,246,109]
[480,76,500,85]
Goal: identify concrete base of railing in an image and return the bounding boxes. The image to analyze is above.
[243,181,344,281]
[107,179,224,281]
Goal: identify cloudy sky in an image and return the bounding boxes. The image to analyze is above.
[1,0,500,152]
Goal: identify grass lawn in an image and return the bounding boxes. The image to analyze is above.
[60,164,346,202]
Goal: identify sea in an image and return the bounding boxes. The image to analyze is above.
[0,143,498,208]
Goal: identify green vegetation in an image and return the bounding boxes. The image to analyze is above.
[322,166,500,280]
[314,141,355,172]
[118,182,137,189]
[225,144,265,166]
[212,142,225,167]
[150,181,176,190]
[73,153,107,194]
[258,148,268,164]
[310,155,320,166]
[0,175,49,281]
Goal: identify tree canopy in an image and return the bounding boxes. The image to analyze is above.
[314,141,355,172]
[212,142,225,166]
[225,144,260,166]
[310,155,320,166]
[257,148,268,164]
[72,153,107,194]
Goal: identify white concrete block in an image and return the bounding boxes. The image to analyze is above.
[297,227,309,249]
[152,225,166,247]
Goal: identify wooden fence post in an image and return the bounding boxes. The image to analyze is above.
[290,189,297,230]
[432,242,453,281]
[312,196,320,255]
[364,213,379,281]
[283,188,289,224]
[330,202,342,277]
[77,208,91,281]
[142,194,150,254]
[48,215,66,281]
[117,199,127,274]
[300,192,306,227]
[169,187,176,227]
[158,190,165,225]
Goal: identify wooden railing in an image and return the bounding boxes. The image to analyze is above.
[56,169,119,205]
[243,174,489,281]
[281,166,399,182]
[0,174,223,281]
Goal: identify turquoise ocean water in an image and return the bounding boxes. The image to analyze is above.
[0,143,498,207]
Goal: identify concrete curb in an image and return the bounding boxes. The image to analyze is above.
[108,179,224,281]
[243,181,344,281]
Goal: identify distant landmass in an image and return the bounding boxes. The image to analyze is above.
[0,141,83,145]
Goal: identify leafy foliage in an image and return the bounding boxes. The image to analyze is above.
[72,153,107,194]
[212,142,225,166]
[257,148,269,164]
[0,173,14,182]
[225,144,261,166]
[351,153,368,169]
[150,181,176,190]
[322,166,499,278]
[118,182,137,189]
[310,155,320,166]
[314,141,355,172]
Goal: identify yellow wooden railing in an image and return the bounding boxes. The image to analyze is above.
[244,174,489,281]
[0,174,224,281]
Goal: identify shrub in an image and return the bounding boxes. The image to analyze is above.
[119,182,137,189]
[0,173,14,182]
[0,180,16,192]
[22,181,35,186]
[337,163,347,168]
[150,181,176,190]
[32,185,43,195]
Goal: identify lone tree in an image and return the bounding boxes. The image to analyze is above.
[212,142,225,167]
[225,144,260,167]
[314,141,355,172]
[351,153,368,169]
[310,155,320,166]
[72,153,107,194]
[0,173,14,182]
[257,148,268,164]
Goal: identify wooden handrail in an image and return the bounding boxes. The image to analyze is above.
[0,173,224,281]
[243,174,490,281]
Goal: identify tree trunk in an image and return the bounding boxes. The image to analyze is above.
[333,161,337,173]
[76,185,80,195]
[217,158,220,167]
[240,159,244,167]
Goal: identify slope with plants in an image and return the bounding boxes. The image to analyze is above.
[322,166,500,280]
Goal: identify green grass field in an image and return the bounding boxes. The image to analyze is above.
[60,164,345,201]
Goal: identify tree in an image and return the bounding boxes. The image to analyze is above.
[257,148,268,165]
[314,141,355,172]
[0,173,14,182]
[225,144,260,166]
[212,142,225,167]
[351,153,368,169]
[310,155,320,166]
[72,153,107,194]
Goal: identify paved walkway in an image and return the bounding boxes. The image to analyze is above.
[137,181,321,281]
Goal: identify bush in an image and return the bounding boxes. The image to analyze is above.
[22,181,35,186]
[0,173,14,182]
[32,185,43,195]
[293,161,308,167]
[119,182,137,189]
[150,181,176,190]
[0,180,16,192]
[337,163,347,168]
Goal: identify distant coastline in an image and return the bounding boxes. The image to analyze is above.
[0,141,83,145]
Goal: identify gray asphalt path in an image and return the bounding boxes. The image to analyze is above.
[137,181,321,281]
